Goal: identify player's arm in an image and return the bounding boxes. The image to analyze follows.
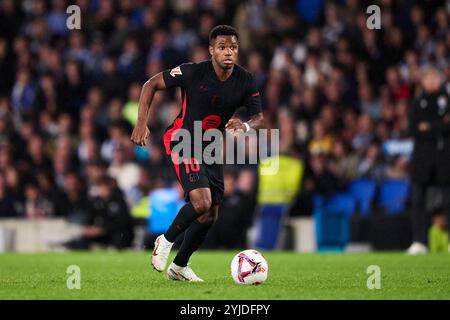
[225,112,265,133]
[130,73,166,146]
[226,73,265,133]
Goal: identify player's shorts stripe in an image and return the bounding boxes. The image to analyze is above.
[163,91,187,155]
[171,153,183,187]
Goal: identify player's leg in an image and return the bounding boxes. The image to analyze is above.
[164,187,212,241]
[167,198,218,282]
[151,155,210,272]
[151,198,209,271]
[167,165,224,281]
[171,163,224,268]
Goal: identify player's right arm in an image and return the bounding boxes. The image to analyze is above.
[131,63,196,146]
[130,73,166,146]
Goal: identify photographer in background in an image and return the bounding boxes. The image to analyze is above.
[408,67,450,254]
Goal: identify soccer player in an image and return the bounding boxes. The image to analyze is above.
[131,25,264,281]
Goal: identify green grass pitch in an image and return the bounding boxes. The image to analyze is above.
[1,251,450,299]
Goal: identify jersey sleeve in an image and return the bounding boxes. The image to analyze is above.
[243,74,262,116]
[162,63,197,89]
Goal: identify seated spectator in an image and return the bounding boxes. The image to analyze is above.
[60,171,90,225]
[308,119,334,155]
[85,159,108,198]
[107,142,140,195]
[0,173,17,217]
[26,134,53,176]
[352,113,374,153]
[3,167,24,215]
[328,139,359,184]
[384,155,409,180]
[358,82,380,120]
[23,179,53,219]
[101,120,129,163]
[291,153,341,216]
[36,170,66,217]
[65,176,134,250]
[356,143,385,182]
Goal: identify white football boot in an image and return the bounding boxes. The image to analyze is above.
[406,242,428,255]
[151,235,173,272]
[166,262,204,282]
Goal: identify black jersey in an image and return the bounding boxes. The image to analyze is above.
[161,60,262,155]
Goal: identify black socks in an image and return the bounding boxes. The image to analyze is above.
[173,220,212,267]
[164,203,200,243]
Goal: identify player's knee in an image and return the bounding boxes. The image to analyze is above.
[198,211,217,224]
[192,197,212,214]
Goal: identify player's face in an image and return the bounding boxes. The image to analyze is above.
[210,35,239,70]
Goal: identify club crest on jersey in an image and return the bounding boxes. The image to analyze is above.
[170,66,182,77]
[188,173,199,182]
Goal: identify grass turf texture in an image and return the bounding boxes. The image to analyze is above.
[1,251,450,299]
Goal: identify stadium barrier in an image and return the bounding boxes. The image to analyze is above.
[284,217,317,252]
[0,219,83,252]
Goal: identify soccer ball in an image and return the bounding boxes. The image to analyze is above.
[230,249,268,285]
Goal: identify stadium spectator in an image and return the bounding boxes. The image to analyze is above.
[65,176,134,250]
[23,178,52,219]
[408,67,450,255]
[60,171,90,225]
[0,173,17,217]
[356,143,385,182]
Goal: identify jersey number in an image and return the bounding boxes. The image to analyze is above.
[183,158,200,174]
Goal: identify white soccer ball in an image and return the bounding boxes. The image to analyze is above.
[230,249,268,285]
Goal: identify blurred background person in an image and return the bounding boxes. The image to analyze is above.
[65,176,134,250]
[407,67,450,254]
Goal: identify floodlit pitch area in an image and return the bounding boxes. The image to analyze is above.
[1,251,450,300]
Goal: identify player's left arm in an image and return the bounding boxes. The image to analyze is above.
[225,73,265,132]
[225,112,265,132]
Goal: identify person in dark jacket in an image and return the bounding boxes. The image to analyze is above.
[65,176,134,250]
[407,66,450,254]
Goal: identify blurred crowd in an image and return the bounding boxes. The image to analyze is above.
[0,0,449,248]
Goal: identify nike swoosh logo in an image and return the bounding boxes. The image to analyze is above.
[169,269,189,280]
[152,239,159,256]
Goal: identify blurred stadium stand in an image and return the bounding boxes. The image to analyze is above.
[0,0,449,252]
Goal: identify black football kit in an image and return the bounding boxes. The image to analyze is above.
[161,60,262,204]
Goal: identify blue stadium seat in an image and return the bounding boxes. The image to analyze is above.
[254,204,289,250]
[347,179,376,215]
[378,179,410,215]
[314,193,356,252]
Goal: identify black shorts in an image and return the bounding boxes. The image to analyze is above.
[166,154,224,205]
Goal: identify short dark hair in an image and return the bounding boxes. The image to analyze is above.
[209,25,239,44]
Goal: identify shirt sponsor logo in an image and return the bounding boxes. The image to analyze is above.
[202,115,222,130]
